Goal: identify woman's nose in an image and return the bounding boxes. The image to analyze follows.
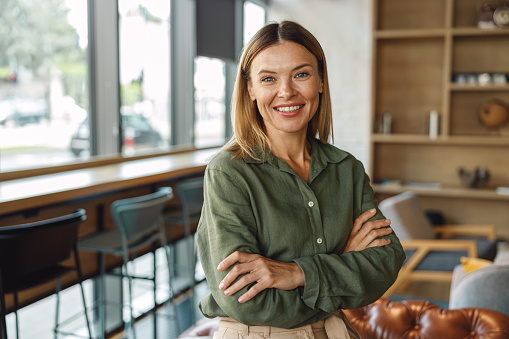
[278,79,297,99]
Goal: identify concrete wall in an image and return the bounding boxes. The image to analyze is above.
[267,0,373,171]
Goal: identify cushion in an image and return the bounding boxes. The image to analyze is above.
[460,256,492,274]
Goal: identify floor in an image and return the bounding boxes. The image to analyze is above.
[109,281,209,339]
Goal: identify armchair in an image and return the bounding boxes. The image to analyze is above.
[449,252,509,316]
[343,298,509,339]
[378,191,497,297]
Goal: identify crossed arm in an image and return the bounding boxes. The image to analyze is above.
[217,208,394,304]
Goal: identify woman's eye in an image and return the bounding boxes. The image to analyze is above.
[296,72,309,78]
[261,77,275,82]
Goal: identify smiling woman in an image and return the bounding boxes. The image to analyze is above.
[196,21,405,339]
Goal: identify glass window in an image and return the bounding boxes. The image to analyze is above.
[194,57,226,148]
[0,0,90,172]
[118,0,170,156]
[244,1,266,46]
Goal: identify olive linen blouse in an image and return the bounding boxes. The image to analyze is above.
[196,138,405,329]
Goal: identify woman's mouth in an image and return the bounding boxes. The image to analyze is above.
[274,104,304,114]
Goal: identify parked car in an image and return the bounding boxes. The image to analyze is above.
[70,108,165,157]
[0,97,48,127]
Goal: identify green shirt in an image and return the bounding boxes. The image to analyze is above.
[196,138,405,328]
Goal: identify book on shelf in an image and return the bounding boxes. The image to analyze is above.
[496,186,509,195]
[378,179,402,187]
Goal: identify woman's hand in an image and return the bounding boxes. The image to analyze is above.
[217,251,305,303]
[344,208,392,253]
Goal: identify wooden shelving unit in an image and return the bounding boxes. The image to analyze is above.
[371,0,509,238]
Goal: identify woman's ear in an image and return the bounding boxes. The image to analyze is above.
[247,82,256,101]
[319,79,324,94]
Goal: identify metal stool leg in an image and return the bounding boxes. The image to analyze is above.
[152,248,157,339]
[123,257,136,339]
[74,246,93,339]
[0,271,8,339]
[159,225,180,335]
[13,292,19,339]
[54,278,62,339]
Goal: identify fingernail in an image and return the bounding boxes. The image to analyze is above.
[370,209,376,213]
[385,219,391,224]
[217,263,223,270]
[238,296,244,303]
[224,289,230,296]
[219,282,225,290]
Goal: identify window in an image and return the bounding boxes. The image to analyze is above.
[0,0,90,171]
[244,1,266,46]
[118,0,171,156]
[194,57,226,148]
[1,0,266,175]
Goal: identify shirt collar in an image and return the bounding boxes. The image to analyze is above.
[242,138,349,169]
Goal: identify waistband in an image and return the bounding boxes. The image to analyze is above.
[218,310,358,339]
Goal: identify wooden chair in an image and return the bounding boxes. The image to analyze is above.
[378,191,497,297]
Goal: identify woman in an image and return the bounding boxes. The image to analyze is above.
[196,20,405,338]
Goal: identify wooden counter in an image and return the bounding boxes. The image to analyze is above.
[0,148,218,216]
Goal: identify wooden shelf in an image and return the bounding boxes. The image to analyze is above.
[449,84,509,92]
[373,184,509,201]
[372,134,443,144]
[371,134,509,146]
[452,27,509,36]
[375,29,445,39]
[371,0,509,238]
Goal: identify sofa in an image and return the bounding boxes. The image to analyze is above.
[449,252,509,316]
[179,298,509,339]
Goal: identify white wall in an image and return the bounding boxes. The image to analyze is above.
[267,0,373,170]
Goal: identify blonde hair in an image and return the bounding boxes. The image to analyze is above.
[224,20,333,160]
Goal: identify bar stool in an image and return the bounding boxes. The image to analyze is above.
[0,209,92,339]
[78,187,177,339]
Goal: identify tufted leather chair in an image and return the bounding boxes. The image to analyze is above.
[179,298,509,338]
[343,298,509,339]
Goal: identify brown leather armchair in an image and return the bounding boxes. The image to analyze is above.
[343,298,509,339]
[179,298,509,338]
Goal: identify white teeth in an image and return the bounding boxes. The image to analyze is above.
[275,105,303,112]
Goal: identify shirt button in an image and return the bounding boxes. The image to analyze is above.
[317,238,323,244]
[308,201,314,207]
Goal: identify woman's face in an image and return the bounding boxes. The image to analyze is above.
[247,41,323,140]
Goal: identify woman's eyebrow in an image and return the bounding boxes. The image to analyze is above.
[257,63,313,76]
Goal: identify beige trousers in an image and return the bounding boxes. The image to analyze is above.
[212,311,360,339]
